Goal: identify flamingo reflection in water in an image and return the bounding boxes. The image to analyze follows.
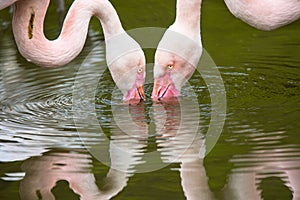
[19,98,211,200]
[153,98,300,200]
[222,149,300,199]
[152,98,215,200]
[15,97,300,199]
[19,103,148,200]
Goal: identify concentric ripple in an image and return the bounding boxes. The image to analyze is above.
[0,35,105,162]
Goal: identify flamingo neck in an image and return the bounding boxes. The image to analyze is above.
[12,0,124,67]
[0,0,18,10]
[172,0,202,41]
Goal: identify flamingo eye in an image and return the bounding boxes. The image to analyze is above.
[137,67,143,73]
[167,65,173,70]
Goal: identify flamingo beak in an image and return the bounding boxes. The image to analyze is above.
[151,75,180,101]
[124,85,145,104]
[152,82,169,100]
[137,85,145,100]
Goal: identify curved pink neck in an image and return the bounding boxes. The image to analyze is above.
[12,0,124,67]
[0,0,18,10]
[172,0,202,40]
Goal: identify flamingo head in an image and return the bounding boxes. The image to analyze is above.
[151,50,197,101]
[108,49,146,104]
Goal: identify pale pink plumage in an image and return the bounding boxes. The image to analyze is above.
[0,0,145,101]
[225,0,300,30]
[152,0,202,100]
[152,0,300,100]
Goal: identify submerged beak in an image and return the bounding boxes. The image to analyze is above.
[151,75,180,100]
[152,82,169,99]
[124,85,145,104]
[137,85,145,100]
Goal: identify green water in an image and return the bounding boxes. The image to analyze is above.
[0,0,300,199]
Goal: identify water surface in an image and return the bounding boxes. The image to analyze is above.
[1,0,300,199]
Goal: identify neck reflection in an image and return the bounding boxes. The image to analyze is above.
[19,103,148,200]
[19,98,215,200]
[152,97,214,200]
[20,148,136,200]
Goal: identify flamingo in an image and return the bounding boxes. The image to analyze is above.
[0,0,145,102]
[152,0,300,99]
[224,0,300,31]
[151,0,202,100]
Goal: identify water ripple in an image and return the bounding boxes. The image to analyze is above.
[0,36,105,162]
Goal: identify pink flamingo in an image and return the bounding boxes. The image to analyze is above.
[152,0,202,100]
[0,0,145,101]
[152,0,300,99]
